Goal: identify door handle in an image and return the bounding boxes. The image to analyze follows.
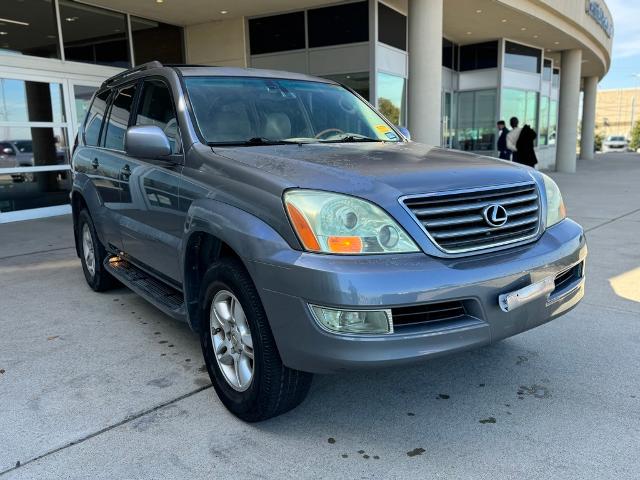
[91,158,99,169]
[121,164,131,179]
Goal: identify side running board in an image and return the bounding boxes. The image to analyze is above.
[104,256,187,322]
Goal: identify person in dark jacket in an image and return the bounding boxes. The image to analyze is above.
[496,120,511,160]
[514,124,538,167]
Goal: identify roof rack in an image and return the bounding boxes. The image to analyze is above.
[101,61,163,88]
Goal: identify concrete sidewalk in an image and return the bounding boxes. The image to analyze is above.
[1,153,639,479]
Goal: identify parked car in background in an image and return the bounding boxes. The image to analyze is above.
[0,139,67,182]
[0,140,35,182]
[602,135,629,153]
[71,62,587,422]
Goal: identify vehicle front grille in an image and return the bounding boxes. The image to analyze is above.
[391,300,467,329]
[402,182,541,254]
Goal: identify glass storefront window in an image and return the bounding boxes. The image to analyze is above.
[131,17,184,65]
[539,96,549,145]
[552,69,560,89]
[0,0,60,58]
[501,88,539,130]
[548,100,558,145]
[442,91,456,148]
[377,72,406,126]
[0,170,72,213]
[308,2,368,48]
[378,3,406,51]
[321,73,370,102]
[454,89,496,151]
[0,126,69,170]
[0,79,65,123]
[59,1,130,68]
[249,12,305,55]
[504,41,541,74]
[459,41,498,71]
[442,38,459,70]
[543,59,552,82]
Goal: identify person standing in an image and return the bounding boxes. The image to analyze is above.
[496,120,511,160]
[515,124,538,167]
[506,117,522,163]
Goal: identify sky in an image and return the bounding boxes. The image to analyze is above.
[598,0,640,90]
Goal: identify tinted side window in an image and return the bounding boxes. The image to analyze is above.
[84,90,110,146]
[135,79,180,153]
[103,84,137,151]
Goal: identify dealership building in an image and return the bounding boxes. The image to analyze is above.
[0,0,613,222]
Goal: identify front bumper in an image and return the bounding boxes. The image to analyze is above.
[248,219,587,373]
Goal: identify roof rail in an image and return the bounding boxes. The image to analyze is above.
[101,61,163,88]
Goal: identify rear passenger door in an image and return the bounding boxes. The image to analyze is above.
[97,82,139,250]
[118,78,185,285]
[76,88,124,250]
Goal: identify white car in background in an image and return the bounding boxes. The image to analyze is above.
[602,136,629,153]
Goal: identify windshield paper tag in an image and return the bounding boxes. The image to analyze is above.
[375,124,398,140]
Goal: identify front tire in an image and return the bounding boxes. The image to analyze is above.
[77,209,118,292]
[200,257,312,422]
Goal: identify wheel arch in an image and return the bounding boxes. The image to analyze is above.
[181,199,294,333]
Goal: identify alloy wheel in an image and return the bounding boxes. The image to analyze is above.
[210,290,255,391]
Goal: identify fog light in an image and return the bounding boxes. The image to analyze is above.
[310,305,393,334]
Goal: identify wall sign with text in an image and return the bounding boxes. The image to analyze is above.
[585,0,614,38]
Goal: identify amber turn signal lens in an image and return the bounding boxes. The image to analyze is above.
[286,202,321,251]
[327,236,363,253]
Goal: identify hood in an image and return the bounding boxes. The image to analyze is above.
[213,142,535,198]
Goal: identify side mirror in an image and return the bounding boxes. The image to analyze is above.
[2,147,14,155]
[396,126,411,141]
[125,125,171,159]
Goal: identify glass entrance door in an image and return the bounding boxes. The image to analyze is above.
[0,70,100,222]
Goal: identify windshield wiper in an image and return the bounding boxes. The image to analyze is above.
[319,134,387,143]
[208,137,307,147]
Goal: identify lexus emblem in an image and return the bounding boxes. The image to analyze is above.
[482,204,508,227]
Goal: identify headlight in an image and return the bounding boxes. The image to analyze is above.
[284,190,419,254]
[542,174,566,227]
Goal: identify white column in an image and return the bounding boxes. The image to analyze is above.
[408,0,443,145]
[556,49,582,173]
[580,76,598,161]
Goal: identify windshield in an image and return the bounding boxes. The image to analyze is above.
[608,136,625,142]
[184,77,401,145]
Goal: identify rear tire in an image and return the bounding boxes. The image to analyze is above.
[77,209,118,292]
[200,257,312,422]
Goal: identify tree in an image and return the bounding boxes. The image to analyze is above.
[594,131,604,152]
[378,98,400,125]
[630,120,640,152]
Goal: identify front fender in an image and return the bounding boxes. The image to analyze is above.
[182,198,295,331]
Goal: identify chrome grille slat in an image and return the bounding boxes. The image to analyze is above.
[402,182,541,254]
[411,192,538,216]
[438,226,538,249]
[406,185,536,206]
[431,215,539,240]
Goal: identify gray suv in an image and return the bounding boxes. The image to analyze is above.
[71,62,587,421]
